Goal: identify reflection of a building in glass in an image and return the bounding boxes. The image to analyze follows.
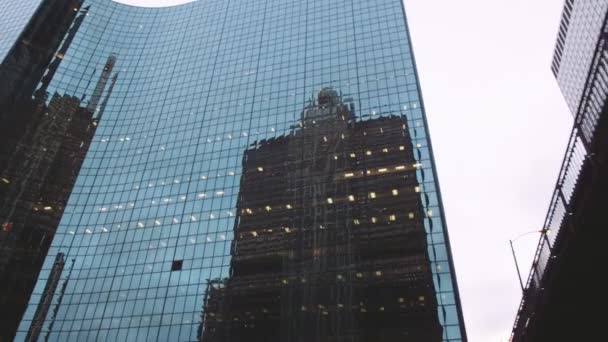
[198,89,442,341]
[0,1,117,339]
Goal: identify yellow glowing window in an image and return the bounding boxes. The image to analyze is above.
[395,165,406,170]
[350,153,356,158]
[246,208,253,214]
[348,195,355,202]
[257,167,264,172]
[353,219,360,225]
[382,148,388,153]
[378,168,387,173]
[414,186,421,193]
[399,146,405,150]
[366,150,372,156]
[265,206,271,211]
[389,214,396,221]
[369,192,376,199]
[251,231,258,237]
[286,204,293,209]
[345,172,354,178]
[327,198,333,204]
[371,217,377,223]
[392,189,399,196]
[408,212,415,219]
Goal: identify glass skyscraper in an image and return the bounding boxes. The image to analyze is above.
[0,0,467,341]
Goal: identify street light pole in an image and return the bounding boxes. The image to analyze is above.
[509,229,549,293]
[509,239,525,292]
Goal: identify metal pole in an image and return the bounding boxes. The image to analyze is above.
[509,239,525,292]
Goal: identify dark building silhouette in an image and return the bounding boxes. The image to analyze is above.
[199,89,442,342]
[511,2,608,341]
[0,2,116,339]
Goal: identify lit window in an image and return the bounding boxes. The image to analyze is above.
[257,167,264,172]
[334,155,339,160]
[382,148,388,153]
[366,150,372,156]
[399,146,405,150]
[44,206,52,211]
[392,189,399,196]
[345,172,354,178]
[286,204,292,209]
[350,153,356,158]
[389,214,396,221]
[369,192,376,199]
[427,210,433,217]
[408,212,415,219]
[353,219,360,225]
[284,227,291,233]
[323,136,328,142]
[265,205,272,211]
[356,272,363,278]
[327,198,333,204]
[414,186,421,193]
[348,195,355,202]
[371,217,377,223]
[375,271,382,276]
[395,165,406,170]
[251,231,258,237]
[246,208,253,214]
[378,168,387,173]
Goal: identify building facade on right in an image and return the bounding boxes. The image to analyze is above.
[511,1,608,341]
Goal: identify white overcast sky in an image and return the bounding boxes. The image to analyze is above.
[117,1,572,341]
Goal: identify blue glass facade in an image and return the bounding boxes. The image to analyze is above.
[0,0,43,63]
[4,0,466,340]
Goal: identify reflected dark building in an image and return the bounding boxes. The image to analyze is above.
[511,1,608,341]
[199,89,442,342]
[0,1,115,339]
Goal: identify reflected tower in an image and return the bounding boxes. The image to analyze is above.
[199,89,442,341]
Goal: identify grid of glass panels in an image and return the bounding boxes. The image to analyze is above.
[15,0,466,340]
[0,0,43,62]
[553,0,608,115]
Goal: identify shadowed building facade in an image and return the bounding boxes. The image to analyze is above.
[511,1,608,341]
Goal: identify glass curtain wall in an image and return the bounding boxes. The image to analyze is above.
[8,0,466,341]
